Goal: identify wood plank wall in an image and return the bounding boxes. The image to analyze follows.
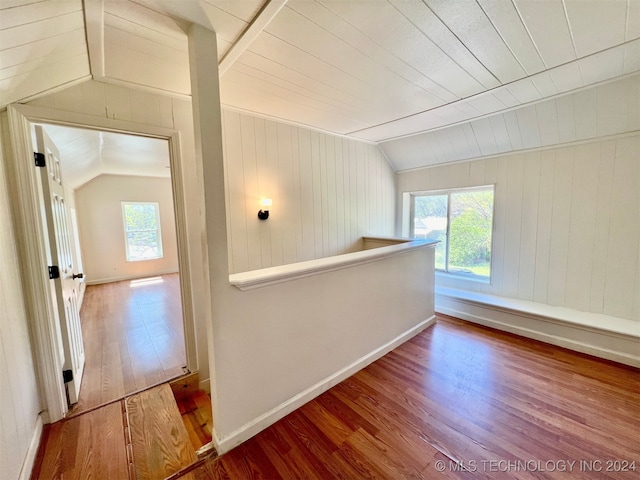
[222,110,396,273]
[0,115,42,480]
[397,134,640,322]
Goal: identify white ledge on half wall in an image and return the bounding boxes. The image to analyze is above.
[229,237,438,291]
[435,286,640,368]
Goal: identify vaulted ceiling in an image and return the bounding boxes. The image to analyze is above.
[2,0,638,175]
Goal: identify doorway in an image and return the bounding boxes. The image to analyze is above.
[33,123,189,414]
[6,103,198,423]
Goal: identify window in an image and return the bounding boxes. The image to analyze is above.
[122,202,163,261]
[411,186,494,280]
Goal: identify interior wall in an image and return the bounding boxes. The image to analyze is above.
[0,115,42,480]
[397,133,640,323]
[223,110,396,273]
[75,174,179,284]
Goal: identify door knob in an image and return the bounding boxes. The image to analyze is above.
[72,273,84,280]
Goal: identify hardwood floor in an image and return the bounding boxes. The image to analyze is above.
[33,315,639,479]
[188,316,640,480]
[32,402,129,480]
[71,273,186,415]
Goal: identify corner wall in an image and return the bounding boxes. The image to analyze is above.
[397,134,640,325]
[75,174,179,284]
[222,110,396,273]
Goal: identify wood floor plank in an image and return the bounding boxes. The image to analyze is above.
[34,402,128,480]
[126,383,197,480]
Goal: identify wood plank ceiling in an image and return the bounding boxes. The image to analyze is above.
[1,0,638,172]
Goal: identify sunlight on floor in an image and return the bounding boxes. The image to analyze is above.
[130,276,165,288]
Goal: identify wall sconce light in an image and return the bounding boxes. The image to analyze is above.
[258,198,272,220]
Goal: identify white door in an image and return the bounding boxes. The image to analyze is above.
[35,125,85,405]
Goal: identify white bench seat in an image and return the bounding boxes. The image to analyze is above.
[435,287,640,367]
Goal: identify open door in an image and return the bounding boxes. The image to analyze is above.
[34,125,85,405]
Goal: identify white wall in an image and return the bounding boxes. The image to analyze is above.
[397,133,640,323]
[222,110,396,273]
[0,116,42,480]
[75,174,179,284]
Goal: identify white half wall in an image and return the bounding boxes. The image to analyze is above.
[215,244,436,453]
[75,174,179,284]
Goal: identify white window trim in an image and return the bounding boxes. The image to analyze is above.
[121,202,164,262]
[407,185,495,281]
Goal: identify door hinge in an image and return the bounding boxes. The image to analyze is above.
[62,369,73,383]
[34,152,45,167]
[48,265,60,279]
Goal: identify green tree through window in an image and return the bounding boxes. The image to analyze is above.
[411,187,494,280]
[122,202,163,261]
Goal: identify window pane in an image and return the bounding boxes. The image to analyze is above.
[122,202,163,261]
[413,195,448,270]
[124,203,158,231]
[126,231,160,259]
[448,190,493,279]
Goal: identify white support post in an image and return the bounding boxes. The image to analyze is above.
[187,24,230,450]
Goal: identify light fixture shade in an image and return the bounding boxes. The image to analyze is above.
[258,197,272,220]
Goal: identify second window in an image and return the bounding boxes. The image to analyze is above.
[411,186,494,280]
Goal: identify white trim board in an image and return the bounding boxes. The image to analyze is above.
[85,269,180,285]
[435,288,640,368]
[18,414,43,480]
[212,315,436,454]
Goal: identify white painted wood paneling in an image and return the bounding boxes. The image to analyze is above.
[397,134,640,322]
[221,110,396,273]
[0,0,89,106]
[589,141,617,314]
[0,114,42,480]
[501,155,525,299]
[477,0,545,75]
[425,0,525,83]
[603,137,639,319]
[388,0,499,90]
[382,75,640,171]
[2,0,637,147]
[103,0,190,94]
[513,0,576,68]
[564,0,628,57]
[517,152,541,301]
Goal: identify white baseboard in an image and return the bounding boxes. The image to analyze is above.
[19,413,43,480]
[436,294,640,368]
[86,269,179,285]
[199,377,210,394]
[212,315,436,454]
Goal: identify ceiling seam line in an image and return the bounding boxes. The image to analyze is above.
[475,0,530,76]
[560,0,585,87]
[509,0,549,70]
[388,0,496,91]
[419,0,501,85]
